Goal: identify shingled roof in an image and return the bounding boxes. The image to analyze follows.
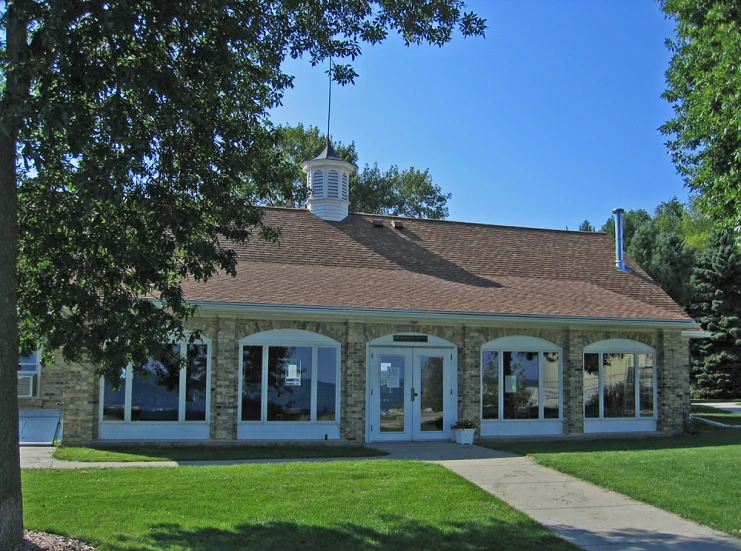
[180,208,694,323]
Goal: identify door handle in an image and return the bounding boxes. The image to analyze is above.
[411,388,418,401]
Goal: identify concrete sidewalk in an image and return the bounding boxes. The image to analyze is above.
[695,401,741,414]
[20,442,741,550]
[439,452,741,551]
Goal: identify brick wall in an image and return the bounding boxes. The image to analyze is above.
[59,313,691,445]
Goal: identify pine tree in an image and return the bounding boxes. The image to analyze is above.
[689,232,741,398]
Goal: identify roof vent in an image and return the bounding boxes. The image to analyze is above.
[372,219,384,228]
[392,220,404,230]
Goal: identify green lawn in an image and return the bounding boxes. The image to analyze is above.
[691,404,741,426]
[482,427,741,537]
[22,461,579,551]
[54,445,387,462]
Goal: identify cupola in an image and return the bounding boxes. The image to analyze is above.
[301,139,356,221]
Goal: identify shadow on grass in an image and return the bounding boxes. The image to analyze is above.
[107,518,577,551]
[480,426,741,455]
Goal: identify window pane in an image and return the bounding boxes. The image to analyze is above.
[419,355,444,431]
[543,352,560,419]
[503,351,539,420]
[639,353,654,417]
[603,353,635,418]
[268,346,312,422]
[481,351,499,420]
[241,346,263,421]
[380,355,405,432]
[18,355,37,371]
[103,368,127,421]
[131,345,181,422]
[317,347,337,421]
[584,353,600,418]
[185,344,208,421]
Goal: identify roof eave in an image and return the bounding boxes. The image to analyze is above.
[185,301,699,330]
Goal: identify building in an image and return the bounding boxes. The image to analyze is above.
[18,143,701,445]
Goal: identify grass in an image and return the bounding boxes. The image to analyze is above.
[482,427,741,537]
[22,461,579,551]
[691,404,741,426]
[54,444,388,462]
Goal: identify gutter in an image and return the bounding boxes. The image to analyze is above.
[184,300,700,330]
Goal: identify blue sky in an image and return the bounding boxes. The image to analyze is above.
[271,1,683,231]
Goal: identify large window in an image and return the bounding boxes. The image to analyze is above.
[101,339,210,424]
[240,331,340,424]
[481,337,561,421]
[17,350,41,398]
[583,340,655,420]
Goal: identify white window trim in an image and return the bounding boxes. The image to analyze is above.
[99,336,212,426]
[18,348,42,399]
[238,330,341,426]
[583,339,657,421]
[480,336,563,422]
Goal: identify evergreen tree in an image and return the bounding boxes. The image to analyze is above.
[689,232,741,398]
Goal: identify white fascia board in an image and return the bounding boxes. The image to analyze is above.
[681,329,712,339]
[185,301,700,330]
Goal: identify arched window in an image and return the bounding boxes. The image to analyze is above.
[100,336,211,425]
[312,170,324,198]
[239,330,340,425]
[327,170,339,198]
[481,336,561,421]
[341,172,349,201]
[583,339,655,420]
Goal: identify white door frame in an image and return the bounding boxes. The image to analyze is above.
[365,335,457,443]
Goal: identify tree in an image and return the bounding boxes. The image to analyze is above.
[578,220,595,232]
[274,124,451,218]
[0,2,486,547]
[599,199,709,308]
[689,232,741,398]
[660,0,741,229]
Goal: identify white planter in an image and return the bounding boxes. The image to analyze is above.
[454,428,476,445]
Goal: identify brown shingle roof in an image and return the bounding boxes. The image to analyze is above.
[180,208,693,323]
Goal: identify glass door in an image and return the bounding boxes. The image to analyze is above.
[370,347,452,442]
[412,352,446,439]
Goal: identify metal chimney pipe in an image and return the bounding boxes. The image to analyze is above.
[612,207,630,272]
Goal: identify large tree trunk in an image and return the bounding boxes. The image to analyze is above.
[0,2,26,548]
[0,117,23,551]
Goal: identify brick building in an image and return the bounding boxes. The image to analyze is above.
[19,144,701,445]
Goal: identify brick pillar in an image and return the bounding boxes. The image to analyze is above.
[562,328,585,434]
[657,329,690,434]
[212,316,238,440]
[461,326,484,425]
[62,362,98,446]
[342,322,366,441]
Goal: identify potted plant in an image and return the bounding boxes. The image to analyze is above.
[451,418,477,445]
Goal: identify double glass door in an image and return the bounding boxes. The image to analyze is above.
[370,347,452,441]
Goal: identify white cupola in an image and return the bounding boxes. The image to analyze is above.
[301,139,356,221]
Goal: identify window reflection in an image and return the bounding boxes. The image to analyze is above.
[267,346,312,422]
[317,348,337,421]
[639,354,654,417]
[503,352,539,420]
[481,351,499,420]
[241,346,263,421]
[131,345,181,422]
[185,344,208,421]
[603,353,635,418]
[103,368,127,421]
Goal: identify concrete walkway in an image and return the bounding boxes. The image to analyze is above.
[695,401,741,414]
[374,442,741,551]
[20,442,741,551]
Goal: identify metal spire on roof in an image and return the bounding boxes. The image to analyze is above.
[327,57,332,144]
